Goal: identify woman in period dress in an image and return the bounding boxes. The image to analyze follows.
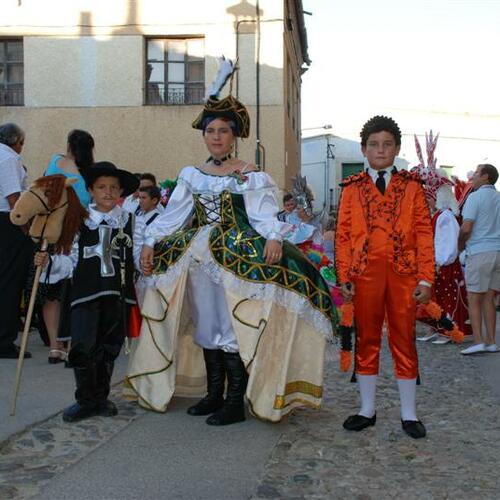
[127,61,336,425]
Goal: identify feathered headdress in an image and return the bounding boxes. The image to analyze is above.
[291,175,315,215]
[192,56,250,138]
[411,130,453,201]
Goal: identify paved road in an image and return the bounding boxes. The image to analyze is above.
[1,323,499,499]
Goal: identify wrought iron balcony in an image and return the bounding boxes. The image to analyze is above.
[0,87,24,106]
[146,84,204,105]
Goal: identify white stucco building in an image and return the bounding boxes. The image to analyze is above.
[0,0,310,190]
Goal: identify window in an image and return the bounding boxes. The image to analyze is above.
[146,38,204,105]
[0,39,24,106]
[342,163,364,179]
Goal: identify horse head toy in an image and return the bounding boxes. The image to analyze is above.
[9,174,88,415]
[10,174,87,253]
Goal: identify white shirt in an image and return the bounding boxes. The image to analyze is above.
[122,194,140,214]
[366,165,395,187]
[0,143,27,212]
[142,166,292,248]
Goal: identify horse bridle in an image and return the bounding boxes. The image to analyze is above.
[27,188,69,242]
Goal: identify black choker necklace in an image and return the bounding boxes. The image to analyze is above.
[208,154,231,166]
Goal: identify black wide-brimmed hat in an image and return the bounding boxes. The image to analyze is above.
[191,57,250,138]
[83,161,140,197]
[192,94,250,138]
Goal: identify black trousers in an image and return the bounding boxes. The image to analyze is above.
[0,213,34,352]
[69,295,125,404]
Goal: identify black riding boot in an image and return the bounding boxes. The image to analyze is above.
[206,352,247,426]
[63,366,99,422]
[95,359,118,417]
[187,349,225,416]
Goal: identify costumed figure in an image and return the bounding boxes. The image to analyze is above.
[128,58,336,425]
[335,116,435,439]
[33,162,140,422]
[411,133,470,343]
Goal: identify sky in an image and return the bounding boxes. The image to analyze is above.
[300,0,500,174]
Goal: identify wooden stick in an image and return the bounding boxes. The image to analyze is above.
[10,239,48,416]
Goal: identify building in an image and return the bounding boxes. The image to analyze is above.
[301,133,409,210]
[0,0,309,190]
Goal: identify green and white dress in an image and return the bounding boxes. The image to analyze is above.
[126,165,336,422]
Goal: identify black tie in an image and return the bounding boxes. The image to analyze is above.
[376,171,386,195]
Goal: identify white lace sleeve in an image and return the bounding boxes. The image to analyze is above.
[435,210,459,266]
[144,177,194,247]
[39,235,79,283]
[242,173,293,241]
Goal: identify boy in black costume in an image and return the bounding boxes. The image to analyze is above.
[37,162,139,422]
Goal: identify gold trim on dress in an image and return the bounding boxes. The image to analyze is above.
[273,380,323,409]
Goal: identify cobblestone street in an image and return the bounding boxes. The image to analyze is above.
[0,336,499,499]
[254,341,500,499]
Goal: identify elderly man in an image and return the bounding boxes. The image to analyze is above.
[459,164,500,355]
[0,123,33,359]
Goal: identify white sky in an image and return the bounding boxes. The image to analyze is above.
[301,0,500,175]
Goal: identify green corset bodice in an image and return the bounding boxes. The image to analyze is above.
[153,190,336,326]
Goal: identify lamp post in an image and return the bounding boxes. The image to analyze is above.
[301,124,332,134]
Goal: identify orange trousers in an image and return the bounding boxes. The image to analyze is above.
[353,255,418,379]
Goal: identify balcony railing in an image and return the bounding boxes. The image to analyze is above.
[0,87,24,106]
[146,85,204,105]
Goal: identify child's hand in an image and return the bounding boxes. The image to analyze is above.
[140,245,154,276]
[34,251,49,268]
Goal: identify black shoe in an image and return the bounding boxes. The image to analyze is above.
[343,413,376,431]
[187,349,226,416]
[0,345,32,359]
[187,396,224,416]
[97,400,118,417]
[401,419,426,439]
[62,402,99,422]
[206,404,245,426]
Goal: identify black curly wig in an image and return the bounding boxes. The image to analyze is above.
[360,115,402,147]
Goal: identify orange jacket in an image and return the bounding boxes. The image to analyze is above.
[335,170,435,285]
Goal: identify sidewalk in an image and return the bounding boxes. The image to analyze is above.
[0,331,128,443]
[1,328,499,499]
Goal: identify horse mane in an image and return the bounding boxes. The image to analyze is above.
[33,175,67,208]
[55,185,88,254]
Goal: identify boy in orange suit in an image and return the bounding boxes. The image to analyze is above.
[335,116,435,439]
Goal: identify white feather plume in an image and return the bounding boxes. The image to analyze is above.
[204,56,237,101]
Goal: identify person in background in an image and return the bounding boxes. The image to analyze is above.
[45,129,94,208]
[415,170,470,343]
[459,164,500,355]
[38,129,95,363]
[0,122,33,359]
[133,185,163,307]
[277,193,296,222]
[122,173,162,215]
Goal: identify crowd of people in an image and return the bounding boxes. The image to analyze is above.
[0,66,499,439]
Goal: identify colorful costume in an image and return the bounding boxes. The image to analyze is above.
[127,166,335,421]
[411,132,470,342]
[429,209,470,337]
[335,169,435,378]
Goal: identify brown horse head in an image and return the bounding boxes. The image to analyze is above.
[10,174,88,254]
